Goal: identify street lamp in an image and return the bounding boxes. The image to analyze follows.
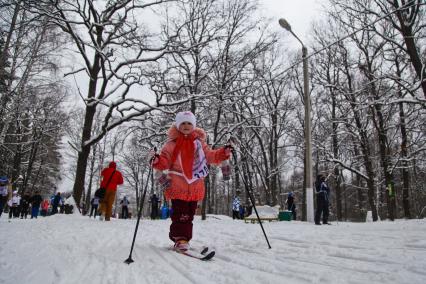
[279,18,314,223]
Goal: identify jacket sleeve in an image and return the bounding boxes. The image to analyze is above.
[152,142,174,171]
[203,142,230,165]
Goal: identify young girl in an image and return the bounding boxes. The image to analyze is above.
[151,111,231,251]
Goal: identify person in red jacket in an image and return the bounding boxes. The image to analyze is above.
[99,161,123,221]
[151,111,231,251]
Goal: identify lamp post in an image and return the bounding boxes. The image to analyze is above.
[279,18,314,223]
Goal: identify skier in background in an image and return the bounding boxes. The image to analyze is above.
[98,161,124,221]
[51,192,62,215]
[89,196,100,218]
[20,192,31,219]
[232,191,241,220]
[8,191,20,219]
[315,174,331,225]
[286,192,297,220]
[30,191,43,218]
[120,196,129,219]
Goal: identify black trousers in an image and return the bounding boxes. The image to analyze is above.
[122,206,129,219]
[169,199,197,242]
[288,204,297,220]
[90,204,99,218]
[9,207,19,218]
[315,197,329,224]
[151,205,158,219]
[20,206,29,219]
[232,210,240,220]
[52,205,59,215]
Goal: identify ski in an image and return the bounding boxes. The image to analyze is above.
[174,248,215,261]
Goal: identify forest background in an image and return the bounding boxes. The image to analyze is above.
[0,0,425,222]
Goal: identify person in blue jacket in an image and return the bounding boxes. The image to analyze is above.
[51,192,62,215]
[315,174,330,225]
[29,191,43,218]
[161,201,169,219]
[232,191,241,219]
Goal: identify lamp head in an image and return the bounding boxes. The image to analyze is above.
[278,18,292,31]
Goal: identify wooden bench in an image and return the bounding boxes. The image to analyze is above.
[244,217,279,223]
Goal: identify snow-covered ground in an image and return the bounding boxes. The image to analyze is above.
[1,213,425,284]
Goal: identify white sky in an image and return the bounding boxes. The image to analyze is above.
[57,0,328,194]
[61,0,328,108]
[260,0,327,43]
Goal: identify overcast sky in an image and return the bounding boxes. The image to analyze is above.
[58,0,329,194]
[260,0,327,47]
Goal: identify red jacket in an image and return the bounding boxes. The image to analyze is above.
[153,126,229,201]
[101,162,123,191]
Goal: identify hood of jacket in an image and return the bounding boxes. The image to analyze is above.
[109,161,117,169]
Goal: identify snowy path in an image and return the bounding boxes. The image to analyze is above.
[1,214,425,284]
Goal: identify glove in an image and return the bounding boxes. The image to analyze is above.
[224,144,234,156]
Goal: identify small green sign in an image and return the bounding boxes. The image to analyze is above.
[388,183,395,197]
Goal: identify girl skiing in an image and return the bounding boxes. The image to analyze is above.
[151,111,231,251]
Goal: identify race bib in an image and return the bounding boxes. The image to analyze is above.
[191,140,209,180]
[170,140,209,184]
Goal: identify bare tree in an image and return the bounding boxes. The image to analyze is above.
[27,0,210,206]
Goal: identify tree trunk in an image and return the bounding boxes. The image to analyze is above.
[0,1,20,126]
[72,49,101,207]
[352,144,365,217]
[331,91,342,220]
[84,146,97,212]
[269,112,279,206]
[393,2,426,98]
[363,62,396,221]
[352,111,378,221]
[341,46,378,221]
[395,58,412,219]
[72,105,97,207]
[398,101,411,218]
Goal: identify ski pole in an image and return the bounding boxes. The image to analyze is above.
[230,146,272,249]
[124,148,156,264]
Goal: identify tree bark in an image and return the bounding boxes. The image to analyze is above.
[361,63,396,220]
[341,48,379,221]
[331,89,342,220]
[393,1,426,98]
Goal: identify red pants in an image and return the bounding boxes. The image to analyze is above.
[169,199,197,242]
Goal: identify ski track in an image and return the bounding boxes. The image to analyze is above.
[1,215,426,284]
[148,245,198,283]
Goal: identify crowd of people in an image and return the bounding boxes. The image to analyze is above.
[2,111,333,239]
[2,169,329,227]
[0,176,73,220]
